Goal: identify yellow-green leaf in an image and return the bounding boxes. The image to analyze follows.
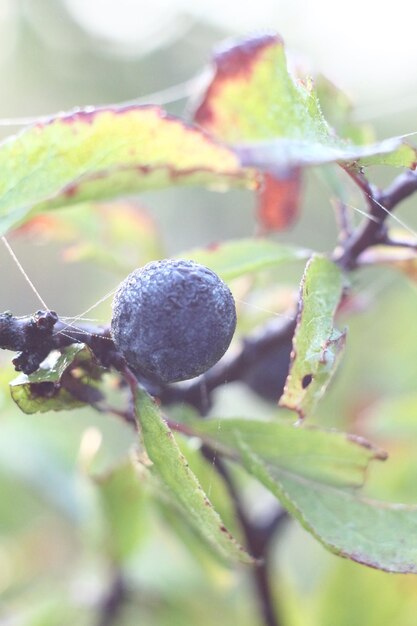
[181,238,311,282]
[193,34,416,170]
[179,416,384,488]
[132,385,253,564]
[9,345,99,414]
[0,105,253,235]
[279,255,346,419]
[183,415,417,573]
[95,461,148,563]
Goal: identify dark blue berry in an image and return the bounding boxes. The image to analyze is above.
[111,259,236,383]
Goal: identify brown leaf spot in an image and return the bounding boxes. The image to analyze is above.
[194,33,282,128]
[257,170,302,232]
[11,215,64,240]
[214,33,281,79]
[64,183,79,198]
[206,241,220,251]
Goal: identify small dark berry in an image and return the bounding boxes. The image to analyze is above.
[111,259,237,383]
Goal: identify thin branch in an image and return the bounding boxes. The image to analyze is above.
[0,310,295,411]
[383,237,417,249]
[204,452,284,626]
[95,403,137,428]
[343,165,375,197]
[334,167,417,269]
[0,310,124,374]
[157,317,295,413]
[379,169,417,209]
[96,568,127,626]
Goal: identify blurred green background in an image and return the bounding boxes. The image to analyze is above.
[2,1,417,624]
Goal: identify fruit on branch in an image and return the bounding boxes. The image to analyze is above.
[243,337,292,402]
[111,259,237,383]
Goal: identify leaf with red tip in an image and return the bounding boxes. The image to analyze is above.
[192,34,416,210]
[193,33,329,143]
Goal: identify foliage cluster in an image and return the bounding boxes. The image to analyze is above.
[2,32,417,626]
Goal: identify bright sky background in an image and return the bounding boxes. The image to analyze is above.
[63,0,417,112]
[0,0,415,129]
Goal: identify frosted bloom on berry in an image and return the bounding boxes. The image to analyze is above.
[111,259,236,383]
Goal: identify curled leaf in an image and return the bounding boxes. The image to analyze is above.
[10,345,103,413]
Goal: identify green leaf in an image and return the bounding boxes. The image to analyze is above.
[355,142,417,168]
[95,460,148,563]
[181,238,311,282]
[179,417,385,488]
[132,385,253,564]
[362,393,417,440]
[279,255,346,419]
[237,138,417,170]
[0,421,82,522]
[0,106,253,235]
[356,393,417,506]
[194,34,332,144]
[313,555,417,626]
[175,435,240,539]
[184,415,417,573]
[10,345,102,413]
[193,34,416,170]
[249,454,417,574]
[17,201,165,274]
[314,73,375,146]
